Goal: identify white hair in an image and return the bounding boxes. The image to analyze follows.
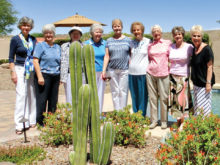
[42,24,56,34]
[190,25,203,36]
[90,24,103,35]
[17,16,34,29]
[151,24,162,34]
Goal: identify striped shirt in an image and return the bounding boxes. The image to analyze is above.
[106,36,131,70]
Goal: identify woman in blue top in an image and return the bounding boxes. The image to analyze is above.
[102,19,131,111]
[33,24,61,126]
[84,24,106,114]
[9,16,37,134]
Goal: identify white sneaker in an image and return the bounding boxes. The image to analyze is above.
[149,122,157,129]
[161,122,167,129]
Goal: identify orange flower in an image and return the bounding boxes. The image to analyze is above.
[186,134,194,141]
[174,133,179,140]
[128,121,132,128]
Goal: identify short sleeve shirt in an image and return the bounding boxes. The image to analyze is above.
[129,37,150,75]
[191,45,215,87]
[169,43,193,77]
[147,39,171,77]
[84,38,106,72]
[33,42,61,74]
[106,36,131,70]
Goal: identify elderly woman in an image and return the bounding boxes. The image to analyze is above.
[9,16,37,134]
[84,24,106,114]
[190,25,215,116]
[129,22,150,116]
[168,26,194,127]
[102,19,131,111]
[33,24,61,126]
[60,26,83,105]
[147,25,171,129]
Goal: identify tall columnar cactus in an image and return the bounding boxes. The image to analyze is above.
[69,41,83,149]
[69,84,91,165]
[69,41,114,165]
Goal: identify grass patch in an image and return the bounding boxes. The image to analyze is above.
[0,145,46,164]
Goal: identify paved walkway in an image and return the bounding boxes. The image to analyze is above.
[0,90,169,143]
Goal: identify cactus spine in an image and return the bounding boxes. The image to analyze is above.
[69,41,114,165]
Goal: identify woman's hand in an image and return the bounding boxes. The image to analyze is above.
[206,83,211,93]
[11,71,17,84]
[38,76,45,86]
[101,70,106,79]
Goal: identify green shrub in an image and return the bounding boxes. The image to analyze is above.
[156,113,220,165]
[0,59,9,64]
[183,33,210,45]
[0,145,46,164]
[54,38,70,46]
[31,32,43,37]
[105,105,150,147]
[39,103,73,146]
[144,34,153,40]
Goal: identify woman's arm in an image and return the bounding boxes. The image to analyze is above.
[33,57,44,85]
[206,60,213,93]
[102,47,110,78]
[9,62,17,84]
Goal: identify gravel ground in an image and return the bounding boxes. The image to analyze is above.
[1,136,161,165]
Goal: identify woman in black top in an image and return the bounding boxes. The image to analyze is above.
[9,16,37,134]
[190,25,215,116]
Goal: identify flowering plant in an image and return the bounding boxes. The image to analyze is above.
[156,113,220,164]
[105,105,150,147]
[39,103,73,146]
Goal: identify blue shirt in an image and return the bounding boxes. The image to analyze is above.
[9,35,37,66]
[33,42,61,74]
[106,36,131,70]
[84,38,106,72]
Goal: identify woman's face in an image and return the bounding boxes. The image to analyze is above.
[132,25,143,41]
[44,30,54,43]
[70,30,81,42]
[20,23,31,36]
[152,28,162,41]
[173,32,183,44]
[112,23,122,35]
[191,32,202,48]
[92,29,103,43]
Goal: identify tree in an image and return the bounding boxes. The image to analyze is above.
[0,0,17,36]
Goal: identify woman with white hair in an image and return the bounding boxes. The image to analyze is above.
[9,16,37,134]
[60,26,83,105]
[33,24,61,126]
[147,25,171,129]
[190,25,215,116]
[84,24,106,114]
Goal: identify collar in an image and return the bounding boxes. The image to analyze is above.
[153,38,163,44]
[43,41,56,48]
[89,38,104,45]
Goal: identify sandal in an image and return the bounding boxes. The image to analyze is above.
[15,129,23,135]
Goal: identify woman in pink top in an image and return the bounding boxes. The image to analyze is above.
[147,25,171,129]
[168,26,194,128]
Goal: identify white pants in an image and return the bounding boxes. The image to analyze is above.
[109,69,129,111]
[15,65,36,130]
[64,73,86,106]
[96,72,105,114]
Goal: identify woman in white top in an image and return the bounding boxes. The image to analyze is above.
[129,22,150,116]
[168,26,193,128]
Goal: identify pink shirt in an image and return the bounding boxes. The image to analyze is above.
[169,43,193,77]
[147,39,171,77]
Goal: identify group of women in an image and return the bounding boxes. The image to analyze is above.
[9,16,215,134]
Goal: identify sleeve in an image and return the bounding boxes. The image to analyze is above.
[105,39,109,48]
[33,43,44,59]
[60,44,69,83]
[205,46,214,63]
[8,37,17,63]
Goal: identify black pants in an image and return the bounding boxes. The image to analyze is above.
[35,73,60,125]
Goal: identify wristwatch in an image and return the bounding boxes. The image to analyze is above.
[206,80,211,84]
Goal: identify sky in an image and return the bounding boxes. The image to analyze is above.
[10,0,220,35]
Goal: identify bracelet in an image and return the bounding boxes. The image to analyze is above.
[11,69,15,73]
[206,80,211,84]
